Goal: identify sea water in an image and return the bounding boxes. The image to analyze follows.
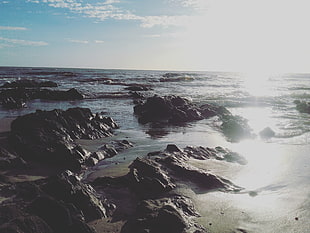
[0,67,309,232]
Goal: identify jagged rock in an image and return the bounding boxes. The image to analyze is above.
[134,95,253,142]
[1,97,26,109]
[121,196,205,233]
[0,79,58,88]
[127,157,176,198]
[259,127,275,138]
[0,146,27,169]
[9,107,118,171]
[41,170,107,221]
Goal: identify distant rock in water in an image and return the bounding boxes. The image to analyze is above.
[0,79,58,88]
[294,100,310,114]
[259,127,275,139]
[160,72,195,82]
[0,87,84,109]
[134,94,253,142]
[9,107,118,171]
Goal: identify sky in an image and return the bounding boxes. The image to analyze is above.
[1,0,310,72]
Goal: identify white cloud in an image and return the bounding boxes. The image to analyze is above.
[67,39,89,44]
[95,40,105,44]
[25,0,190,28]
[0,26,28,30]
[0,37,48,46]
[143,34,161,38]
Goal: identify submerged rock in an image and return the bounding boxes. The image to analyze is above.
[9,107,118,171]
[259,127,275,139]
[294,100,310,114]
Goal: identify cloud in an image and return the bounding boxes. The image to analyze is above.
[143,34,161,38]
[0,26,28,30]
[25,0,190,28]
[94,40,105,44]
[0,37,48,46]
[67,39,89,44]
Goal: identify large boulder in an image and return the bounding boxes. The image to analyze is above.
[9,107,118,171]
[134,95,203,124]
[134,95,253,142]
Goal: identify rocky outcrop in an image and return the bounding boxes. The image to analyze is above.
[92,144,243,233]
[134,95,253,142]
[0,170,106,233]
[0,79,58,88]
[134,95,204,124]
[9,107,118,171]
[121,196,205,233]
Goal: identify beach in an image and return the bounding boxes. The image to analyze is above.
[0,67,309,233]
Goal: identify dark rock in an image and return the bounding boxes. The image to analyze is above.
[1,97,26,109]
[220,114,253,142]
[166,144,182,153]
[0,215,53,233]
[121,196,205,233]
[294,100,310,114]
[1,79,58,88]
[0,87,84,109]
[9,107,118,170]
[0,146,27,169]
[127,157,176,198]
[134,95,253,142]
[39,88,84,100]
[124,85,152,91]
[259,127,275,138]
[41,170,107,221]
[28,196,73,233]
[134,95,203,124]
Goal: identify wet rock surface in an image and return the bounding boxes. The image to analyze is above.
[134,95,253,142]
[92,144,243,233]
[0,170,104,233]
[8,107,118,171]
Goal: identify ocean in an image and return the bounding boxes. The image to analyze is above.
[0,66,309,232]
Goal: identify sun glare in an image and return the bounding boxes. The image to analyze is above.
[241,72,274,97]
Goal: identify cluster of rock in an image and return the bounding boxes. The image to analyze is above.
[134,95,253,142]
[7,107,120,171]
[92,144,243,233]
[0,170,112,233]
[0,79,84,109]
[294,100,310,114]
